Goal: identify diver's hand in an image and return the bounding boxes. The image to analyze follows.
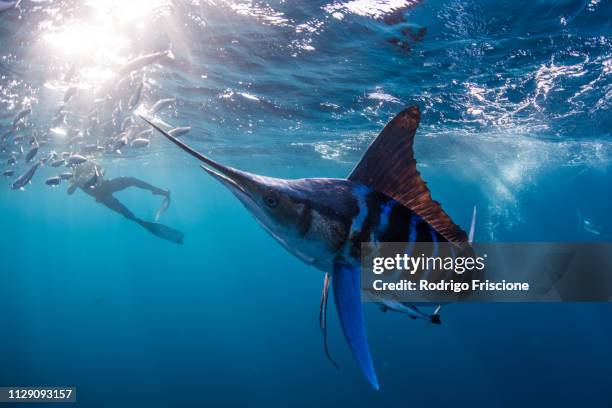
[154,191,171,222]
[153,189,170,197]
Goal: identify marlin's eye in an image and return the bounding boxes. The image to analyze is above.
[264,194,278,208]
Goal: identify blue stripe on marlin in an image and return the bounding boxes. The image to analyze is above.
[421,227,440,281]
[140,106,470,390]
[377,201,395,237]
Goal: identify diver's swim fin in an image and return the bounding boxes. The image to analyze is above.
[140,220,184,244]
[332,261,379,390]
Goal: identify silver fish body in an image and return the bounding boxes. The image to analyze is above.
[25,142,39,163]
[51,158,65,167]
[128,80,144,109]
[64,86,78,103]
[12,107,31,126]
[130,138,150,148]
[119,50,172,76]
[168,126,191,137]
[151,97,176,113]
[11,162,40,190]
[67,154,87,166]
[45,176,61,186]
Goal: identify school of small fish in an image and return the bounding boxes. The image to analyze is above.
[1,47,191,191]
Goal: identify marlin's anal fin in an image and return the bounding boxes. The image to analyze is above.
[332,261,379,390]
[319,272,331,332]
[319,272,338,369]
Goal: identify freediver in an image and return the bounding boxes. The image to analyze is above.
[67,161,184,244]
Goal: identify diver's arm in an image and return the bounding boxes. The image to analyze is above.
[105,177,169,196]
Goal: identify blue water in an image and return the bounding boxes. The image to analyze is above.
[1,0,611,406]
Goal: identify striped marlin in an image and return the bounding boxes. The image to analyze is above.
[140,107,470,390]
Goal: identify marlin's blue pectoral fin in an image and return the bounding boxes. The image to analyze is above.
[332,261,379,390]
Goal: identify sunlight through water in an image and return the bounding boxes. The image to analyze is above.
[40,0,170,88]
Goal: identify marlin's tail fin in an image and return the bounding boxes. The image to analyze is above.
[468,206,477,244]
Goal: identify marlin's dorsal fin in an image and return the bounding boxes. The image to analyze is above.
[348,106,468,243]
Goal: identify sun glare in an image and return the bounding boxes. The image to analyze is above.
[86,0,168,21]
[43,21,128,84]
[44,23,127,58]
[41,0,170,87]
[85,0,169,23]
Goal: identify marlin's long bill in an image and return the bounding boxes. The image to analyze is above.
[139,115,268,213]
[138,115,241,179]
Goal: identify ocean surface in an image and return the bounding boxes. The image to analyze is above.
[1,0,611,406]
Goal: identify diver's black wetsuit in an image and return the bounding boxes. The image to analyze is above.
[79,177,184,244]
